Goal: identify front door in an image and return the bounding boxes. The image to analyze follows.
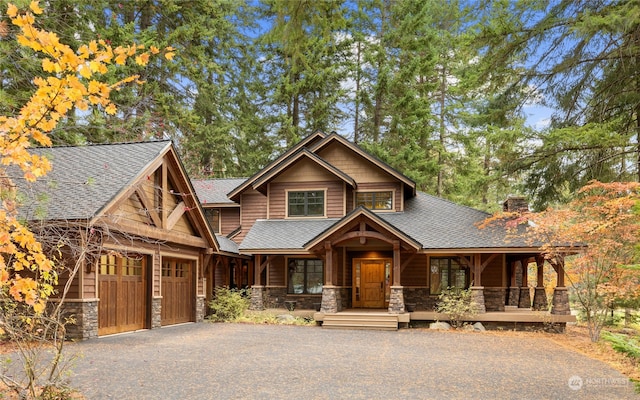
[362,260,385,308]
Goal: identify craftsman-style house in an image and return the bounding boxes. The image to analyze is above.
[14,134,574,337]
[195,131,575,329]
[14,141,242,339]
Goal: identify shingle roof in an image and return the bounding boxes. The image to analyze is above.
[13,141,172,221]
[380,192,529,249]
[239,218,340,251]
[237,191,530,252]
[216,234,240,254]
[192,178,246,205]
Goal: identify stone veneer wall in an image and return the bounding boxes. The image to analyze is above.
[403,288,438,311]
[151,297,162,329]
[551,287,570,315]
[263,287,286,308]
[60,299,98,340]
[263,287,351,310]
[195,295,205,322]
[483,288,506,311]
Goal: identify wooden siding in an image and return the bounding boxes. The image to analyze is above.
[268,256,285,287]
[167,181,196,236]
[236,190,267,243]
[153,250,161,296]
[345,187,354,213]
[214,259,226,287]
[316,141,397,183]
[273,157,341,183]
[354,182,403,212]
[220,208,240,235]
[117,196,150,225]
[482,254,505,287]
[83,270,96,298]
[401,255,428,286]
[268,181,344,219]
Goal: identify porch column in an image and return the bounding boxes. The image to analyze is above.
[320,241,340,313]
[388,241,405,313]
[249,254,264,311]
[533,256,548,311]
[551,255,570,315]
[507,260,520,306]
[518,259,531,309]
[471,254,486,313]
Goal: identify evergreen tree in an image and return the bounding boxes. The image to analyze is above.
[478,0,640,208]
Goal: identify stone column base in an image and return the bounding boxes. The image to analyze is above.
[249,285,265,311]
[518,286,531,309]
[470,286,486,313]
[58,299,99,340]
[532,287,548,311]
[551,287,570,315]
[507,287,520,307]
[321,285,340,313]
[388,286,405,313]
[151,297,162,328]
[195,295,206,322]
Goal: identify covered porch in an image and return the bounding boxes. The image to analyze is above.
[312,307,575,331]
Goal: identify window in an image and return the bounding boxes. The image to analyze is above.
[288,259,323,294]
[99,254,143,275]
[204,208,220,233]
[288,190,324,217]
[163,259,191,278]
[430,257,469,294]
[356,191,393,210]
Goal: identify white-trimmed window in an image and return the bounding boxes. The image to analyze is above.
[356,191,393,211]
[287,190,325,217]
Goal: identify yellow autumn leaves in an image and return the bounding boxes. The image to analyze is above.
[0,1,173,314]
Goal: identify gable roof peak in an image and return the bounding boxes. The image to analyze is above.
[309,133,416,197]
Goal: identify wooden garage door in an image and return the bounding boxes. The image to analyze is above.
[161,258,194,325]
[98,254,147,335]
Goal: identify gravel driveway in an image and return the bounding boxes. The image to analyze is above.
[65,323,636,399]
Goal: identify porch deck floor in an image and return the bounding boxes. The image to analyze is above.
[312,309,576,324]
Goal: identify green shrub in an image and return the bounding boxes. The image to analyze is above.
[435,287,477,328]
[208,287,250,322]
[601,331,640,360]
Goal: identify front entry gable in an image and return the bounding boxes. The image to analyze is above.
[304,206,421,253]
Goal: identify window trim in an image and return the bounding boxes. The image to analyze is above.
[355,190,395,212]
[285,188,327,218]
[287,257,324,295]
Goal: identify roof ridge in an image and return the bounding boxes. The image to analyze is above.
[416,191,491,216]
[193,177,248,182]
[31,139,172,150]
